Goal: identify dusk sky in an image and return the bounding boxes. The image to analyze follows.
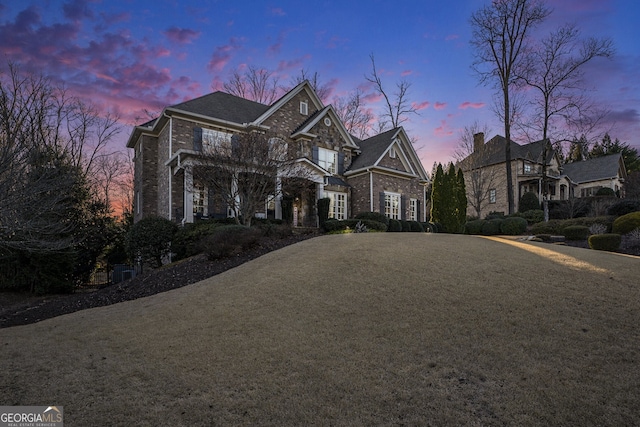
[1,0,638,169]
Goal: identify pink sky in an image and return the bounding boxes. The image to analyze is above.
[1,0,638,170]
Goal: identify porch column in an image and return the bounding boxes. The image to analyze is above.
[184,167,194,223]
[317,182,325,200]
[230,172,239,218]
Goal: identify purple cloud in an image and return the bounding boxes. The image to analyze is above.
[165,27,201,44]
[434,102,447,110]
[208,38,243,72]
[412,101,430,111]
[459,101,485,110]
[63,0,94,22]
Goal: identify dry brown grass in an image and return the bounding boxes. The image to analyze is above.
[1,234,639,426]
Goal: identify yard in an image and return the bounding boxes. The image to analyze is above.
[1,233,638,426]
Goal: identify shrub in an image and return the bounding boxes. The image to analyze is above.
[172,221,222,260]
[562,216,615,230]
[612,211,640,235]
[607,199,640,216]
[429,222,443,233]
[519,209,544,224]
[530,220,563,235]
[595,187,616,197]
[519,192,540,212]
[388,219,402,232]
[501,217,528,235]
[355,211,390,227]
[323,219,387,233]
[127,216,178,268]
[256,222,293,238]
[400,220,412,232]
[465,219,485,235]
[409,221,424,232]
[485,211,506,220]
[481,218,503,235]
[536,234,553,242]
[588,233,621,252]
[563,225,590,241]
[317,198,331,230]
[202,225,262,260]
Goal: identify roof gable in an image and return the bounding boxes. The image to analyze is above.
[562,153,627,183]
[291,105,359,149]
[251,80,324,127]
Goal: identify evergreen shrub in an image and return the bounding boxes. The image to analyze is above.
[519,192,540,212]
[530,220,563,235]
[126,216,178,268]
[563,225,590,241]
[410,221,424,232]
[323,219,387,233]
[202,225,261,260]
[501,217,528,235]
[317,198,331,230]
[612,212,640,235]
[607,199,640,216]
[481,218,503,235]
[401,220,412,232]
[388,219,402,232]
[588,233,621,252]
[355,211,390,227]
[595,187,616,197]
[465,219,485,235]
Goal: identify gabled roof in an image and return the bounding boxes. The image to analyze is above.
[250,80,324,127]
[290,105,359,149]
[562,153,627,184]
[169,91,270,124]
[347,127,429,181]
[459,135,555,170]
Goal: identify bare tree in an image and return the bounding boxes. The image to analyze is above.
[291,69,332,103]
[92,151,133,213]
[365,54,418,131]
[222,66,281,104]
[516,24,613,220]
[191,131,312,227]
[470,0,550,214]
[332,88,373,139]
[0,62,122,256]
[455,122,499,218]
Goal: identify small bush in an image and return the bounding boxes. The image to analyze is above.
[317,198,331,230]
[202,225,262,260]
[324,219,387,233]
[429,222,443,233]
[519,192,540,212]
[256,222,293,238]
[355,211,390,227]
[520,209,544,224]
[127,216,178,268]
[530,220,563,235]
[607,199,640,216]
[465,219,485,235]
[481,218,503,235]
[400,220,412,232]
[409,221,425,232]
[588,233,621,252]
[501,217,528,235]
[612,212,640,235]
[563,225,590,241]
[388,219,402,232]
[485,211,506,220]
[595,187,616,197]
[173,221,223,260]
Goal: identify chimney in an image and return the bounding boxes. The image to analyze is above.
[473,132,485,152]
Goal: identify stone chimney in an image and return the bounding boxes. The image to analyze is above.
[473,132,485,152]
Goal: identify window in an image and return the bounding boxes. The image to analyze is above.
[489,189,496,204]
[300,101,308,115]
[203,129,232,148]
[193,183,208,216]
[384,192,401,219]
[327,191,347,220]
[318,148,338,174]
[389,146,396,159]
[524,163,532,174]
[409,198,418,221]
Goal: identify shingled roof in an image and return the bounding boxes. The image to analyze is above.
[169,91,271,124]
[562,153,625,184]
[459,135,554,169]
[348,128,399,170]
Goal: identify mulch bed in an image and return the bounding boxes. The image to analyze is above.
[0,233,317,329]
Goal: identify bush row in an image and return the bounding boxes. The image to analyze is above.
[464,217,528,236]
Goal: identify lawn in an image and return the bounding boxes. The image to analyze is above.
[1,233,638,426]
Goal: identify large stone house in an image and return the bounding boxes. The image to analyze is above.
[458,133,627,218]
[127,81,429,226]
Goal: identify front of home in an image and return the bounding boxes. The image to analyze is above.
[127,81,429,226]
[458,133,627,218]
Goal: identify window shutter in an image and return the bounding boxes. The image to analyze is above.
[231,134,239,156]
[379,192,385,214]
[401,195,407,221]
[338,152,345,175]
[417,200,421,222]
[207,187,215,217]
[193,127,203,151]
[312,146,319,164]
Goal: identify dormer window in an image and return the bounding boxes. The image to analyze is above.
[389,147,396,159]
[524,163,532,174]
[300,101,308,115]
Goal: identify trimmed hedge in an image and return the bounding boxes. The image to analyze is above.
[595,187,616,196]
[388,219,402,232]
[607,199,640,216]
[355,211,390,227]
[324,219,388,233]
[563,225,590,241]
[501,217,528,235]
[482,218,503,235]
[465,219,485,235]
[410,221,425,232]
[612,211,640,235]
[588,233,621,252]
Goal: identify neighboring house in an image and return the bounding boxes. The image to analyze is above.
[457,133,627,218]
[127,81,429,226]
